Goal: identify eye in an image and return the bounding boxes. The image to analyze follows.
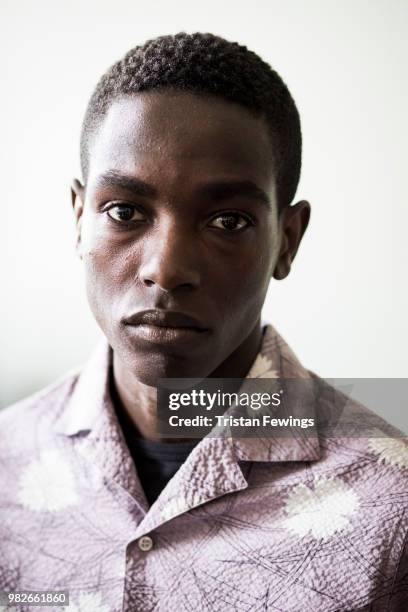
[208,212,253,232]
[105,203,145,223]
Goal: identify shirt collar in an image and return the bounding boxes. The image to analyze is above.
[54,325,321,463]
[54,336,112,436]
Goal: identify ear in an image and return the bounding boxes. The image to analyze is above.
[71,179,85,260]
[273,200,311,280]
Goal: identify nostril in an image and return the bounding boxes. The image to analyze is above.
[139,264,201,291]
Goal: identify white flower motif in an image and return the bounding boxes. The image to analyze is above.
[69,592,109,612]
[247,354,279,379]
[18,449,79,512]
[282,477,359,539]
[369,438,408,469]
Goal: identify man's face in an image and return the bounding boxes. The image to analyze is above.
[72,92,307,385]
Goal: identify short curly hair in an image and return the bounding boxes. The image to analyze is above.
[80,32,302,210]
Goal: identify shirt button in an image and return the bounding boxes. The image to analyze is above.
[138,535,154,552]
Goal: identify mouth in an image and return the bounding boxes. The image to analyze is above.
[122,309,209,345]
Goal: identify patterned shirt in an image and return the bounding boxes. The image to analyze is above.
[0,324,407,611]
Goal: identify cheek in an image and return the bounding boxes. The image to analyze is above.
[80,218,128,326]
[229,226,278,287]
[82,249,113,333]
[81,212,131,285]
[212,234,277,322]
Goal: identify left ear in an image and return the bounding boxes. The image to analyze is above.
[273,200,311,280]
[71,178,85,259]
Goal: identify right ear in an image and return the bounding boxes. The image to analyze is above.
[71,179,85,259]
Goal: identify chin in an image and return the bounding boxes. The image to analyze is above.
[127,350,211,387]
[116,328,216,381]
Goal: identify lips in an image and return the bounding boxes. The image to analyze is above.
[123,309,208,332]
[122,309,209,347]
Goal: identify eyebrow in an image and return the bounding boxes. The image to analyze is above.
[197,180,271,209]
[94,171,271,210]
[94,170,158,198]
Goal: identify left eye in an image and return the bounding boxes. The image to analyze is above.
[106,204,145,223]
[208,213,252,231]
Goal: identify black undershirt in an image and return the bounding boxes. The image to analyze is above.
[110,370,199,505]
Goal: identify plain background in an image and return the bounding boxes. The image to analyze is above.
[1,0,407,430]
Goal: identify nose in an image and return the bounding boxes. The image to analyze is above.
[138,221,201,292]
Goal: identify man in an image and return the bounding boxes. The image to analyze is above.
[0,33,407,611]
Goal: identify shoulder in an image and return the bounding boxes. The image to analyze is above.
[0,368,81,452]
[309,372,408,531]
[311,372,408,472]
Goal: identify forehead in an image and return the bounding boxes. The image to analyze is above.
[87,91,276,188]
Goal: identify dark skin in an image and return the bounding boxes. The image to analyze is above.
[71,91,310,441]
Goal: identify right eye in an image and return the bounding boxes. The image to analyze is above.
[106,203,146,223]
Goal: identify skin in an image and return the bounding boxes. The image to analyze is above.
[71,91,310,441]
